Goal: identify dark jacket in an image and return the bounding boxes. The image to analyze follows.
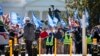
[35,29,41,40]
[55,30,62,39]
[23,23,36,41]
[0,26,6,32]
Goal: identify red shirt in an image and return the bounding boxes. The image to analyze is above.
[40,31,48,39]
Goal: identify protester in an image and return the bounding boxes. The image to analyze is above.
[93,31,100,43]
[35,28,41,40]
[46,32,55,54]
[87,32,92,54]
[55,28,63,54]
[63,32,71,54]
[23,17,36,56]
[0,24,7,52]
[8,29,16,45]
[39,28,48,54]
[74,28,82,54]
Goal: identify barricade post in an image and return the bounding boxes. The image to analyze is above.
[32,40,38,56]
[20,43,26,56]
[14,37,17,44]
[92,38,98,56]
[9,40,12,56]
[70,38,72,56]
[39,38,41,56]
[54,38,57,56]
[5,45,10,56]
[97,42,100,56]
[97,44,100,56]
[93,38,97,45]
[14,37,19,56]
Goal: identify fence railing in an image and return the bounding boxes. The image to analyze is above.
[6,37,99,56]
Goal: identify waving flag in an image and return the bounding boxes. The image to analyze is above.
[47,15,55,27]
[84,8,89,27]
[73,9,78,20]
[80,8,89,28]
[73,9,82,27]
[53,16,58,26]
[0,6,3,15]
[81,10,90,28]
[81,12,86,28]
[32,13,43,28]
[85,8,89,19]
[73,8,81,22]
[37,18,43,28]
[60,19,66,27]
[10,12,18,25]
[32,13,39,28]
[17,16,24,28]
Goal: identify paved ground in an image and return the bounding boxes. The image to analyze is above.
[37,54,92,56]
[1,54,92,56]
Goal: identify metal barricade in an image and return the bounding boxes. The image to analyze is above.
[39,38,41,56]
[20,43,26,56]
[92,38,98,56]
[32,41,38,56]
[54,38,57,56]
[9,40,12,56]
[14,44,19,56]
[4,45,10,56]
[13,37,19,56]
[97,44,100,56]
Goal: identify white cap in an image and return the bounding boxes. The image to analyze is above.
[25,17,30,21]
[23,17,30,23]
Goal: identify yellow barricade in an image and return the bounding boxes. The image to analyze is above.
[70,38,72,56]
[9,40,12,56]
[39,38,41,56]
[93,38,97,45]
[54,38,57,56]
[14,36,18,45]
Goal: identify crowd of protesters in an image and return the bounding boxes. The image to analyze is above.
[21,18,100,54]
[0,13,100,56]
[0,16,100,56]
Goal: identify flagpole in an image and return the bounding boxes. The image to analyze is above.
[82,13,87,56]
